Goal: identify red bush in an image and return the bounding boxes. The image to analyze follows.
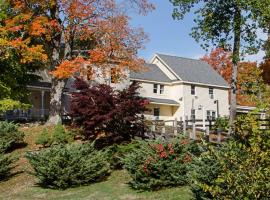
[70,78,149,144]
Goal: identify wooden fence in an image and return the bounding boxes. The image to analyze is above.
[144,118,222,142]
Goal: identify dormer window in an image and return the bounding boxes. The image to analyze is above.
[191,85,196,95]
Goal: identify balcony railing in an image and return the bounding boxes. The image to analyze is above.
[0,108,49,121]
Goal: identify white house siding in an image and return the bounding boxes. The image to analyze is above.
[182,84,229,120]
[135,80,229,122]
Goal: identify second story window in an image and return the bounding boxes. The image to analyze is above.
[191,85,196,95]
[209,87,214,99]
[153,84,158,93]
[160,85,164,94]
[153,84,164,94]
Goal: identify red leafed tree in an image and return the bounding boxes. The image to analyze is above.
[70,78,149,145]
[4,0,154,124]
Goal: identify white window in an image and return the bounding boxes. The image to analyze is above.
[160,85,164,94]
[191,85,196,95]
[209,88,214,99]
[207,110,216,120]
[153,84,158,93]
[191,109,196,121]
[153,84,164,94]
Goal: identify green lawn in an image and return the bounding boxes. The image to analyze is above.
[0,170,193,200]
[0,125,193,200]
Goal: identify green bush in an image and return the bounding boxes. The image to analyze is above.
[106,140,142,169]
[189,116,270,199]
[52,123,75,145]
[35,124,75,147]
[36,128,51,147]
[213,117,229,132]
[26,143,110,189]
[0,153,17,181]
[0,121,24,153]
[122,137,199,190]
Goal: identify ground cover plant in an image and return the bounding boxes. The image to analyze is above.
[0,153,17,181]
[123,137,199,190]
[35,124,75,147]
[0,121,24,153]
[26,143,110,189]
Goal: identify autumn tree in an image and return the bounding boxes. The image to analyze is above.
[0,0,48,111]
[201,48,232,83]
[203,48,268,107]
[170,0,264,133]
[3,0,154,124]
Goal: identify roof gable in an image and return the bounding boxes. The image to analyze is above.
[156,53,229,87]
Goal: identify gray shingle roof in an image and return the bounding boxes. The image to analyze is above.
[148,97,179,106]
[130,63,171,82]
[157,53,229,87]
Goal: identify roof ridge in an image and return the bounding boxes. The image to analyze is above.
[156,53,205,62]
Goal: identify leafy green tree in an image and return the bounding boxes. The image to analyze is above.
[169,0,263,133]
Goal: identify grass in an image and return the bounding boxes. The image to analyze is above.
[0,124,193,200]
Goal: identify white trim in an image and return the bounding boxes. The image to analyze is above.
[149,102,180,107]
[130,78,230,89]
[153,55,183,81]
[27,85,51,91]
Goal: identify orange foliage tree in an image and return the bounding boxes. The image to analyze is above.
[202,48,267,107]
[260,59,270,85]
[3,0,154,124]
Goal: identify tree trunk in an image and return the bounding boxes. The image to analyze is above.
[47,78,66,124]
[229,6,241,135]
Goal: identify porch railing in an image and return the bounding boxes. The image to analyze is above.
[1,108,49,121]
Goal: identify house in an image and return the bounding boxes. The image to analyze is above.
[4,53,240,123]
[130,53,230,121]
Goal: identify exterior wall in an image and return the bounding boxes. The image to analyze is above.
[144,104,178,121]
[29,89,50,110]
[135,80,229,122]
[181,84,229,120]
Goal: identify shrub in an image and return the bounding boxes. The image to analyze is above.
[0,121,24,153]
[213,117,229,132]
[122,137,199,190]
[36,128,51,147]
[35,124,75,147]
[51,123,75,145]
[70,78,149,145]
[106,140,142,169]
[26,143,110,189]
[0,153,17,181]
[189,117,270,199]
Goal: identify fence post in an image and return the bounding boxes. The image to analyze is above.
[183,118,186,136]
[174,118,178,136]
[191,123,196,140]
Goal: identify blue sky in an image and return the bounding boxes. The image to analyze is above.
[130,1,265,63]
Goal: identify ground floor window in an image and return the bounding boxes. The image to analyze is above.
[191,109,196,121]
[207,110,216,120]
[153,107,160,120]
